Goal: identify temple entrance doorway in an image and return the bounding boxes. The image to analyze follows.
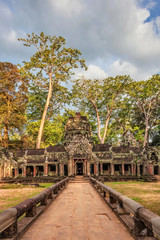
[74,159,86,176]
[76,162,83,175]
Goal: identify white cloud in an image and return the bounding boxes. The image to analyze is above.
[108,59,155,80]
[0,0,160,79]
[49,0,84,17]
[76,64,108,80]
[145,0,157,10]
[155,16,160,33]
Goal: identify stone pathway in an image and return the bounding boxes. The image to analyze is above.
[21,180,134,240]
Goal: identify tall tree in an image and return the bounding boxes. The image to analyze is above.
[27,81,70,121]
[130,75,160,149]
[72,75,132,144]
[0,62,28,148]
[19,32,86,148]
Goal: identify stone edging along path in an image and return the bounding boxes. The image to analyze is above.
[0,178,69,240]
[20,177,134,240]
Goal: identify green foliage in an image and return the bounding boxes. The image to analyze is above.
[0,62,29,148]
[150,125,160,146]
[72,75,133,143]
[129,75,160,148]
[27,82,70,121]
[26,117,64,148]
[19,32,87,148]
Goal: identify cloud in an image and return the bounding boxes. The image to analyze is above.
[75,64,108,80]
[155,16,160,33]
[49,0,85,17]
[145,0,157,10]
[108,59,152,80]
[0,0,160,79]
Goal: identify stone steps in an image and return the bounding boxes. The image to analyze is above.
[69,176,89,183]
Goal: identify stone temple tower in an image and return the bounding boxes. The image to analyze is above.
[64,112,94,176]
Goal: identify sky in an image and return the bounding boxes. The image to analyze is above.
[0,0,160,81]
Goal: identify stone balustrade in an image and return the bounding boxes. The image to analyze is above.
[0,177,69,239]
[89,177,160,239]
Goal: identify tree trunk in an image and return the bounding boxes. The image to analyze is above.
[3,124,9,148]
[102,113,110,144]
[143,119,149,149]
[0,131,2,146]
[36,74,52,149]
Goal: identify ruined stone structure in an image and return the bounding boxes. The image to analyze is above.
[0,147,17,180]
[0,113,160,180]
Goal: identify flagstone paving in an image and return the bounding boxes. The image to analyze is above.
[21,179,134,240]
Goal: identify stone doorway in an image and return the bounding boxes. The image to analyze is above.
[76,162,83,175]
[74,159,85,175]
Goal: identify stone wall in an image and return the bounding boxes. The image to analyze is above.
[0,144,159,180]
[0,112,160,180]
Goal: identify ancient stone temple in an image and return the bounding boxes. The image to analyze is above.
[0,113,160,179]
[64,112,97,176]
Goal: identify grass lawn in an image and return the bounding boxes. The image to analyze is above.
[104,181,160,216]
[0,182,54,212]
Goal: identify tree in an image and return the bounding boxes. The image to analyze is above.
[150,124,160,146]
[130,75,160,149]
[72,75,132,144]
[19,32,87,148]
[26,115,65,148]
[108,96,144,147]
[27,81,70,121]
[0,62,28,148]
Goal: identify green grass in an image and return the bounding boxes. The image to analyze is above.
[0,182,54,212]
[104,181,160,216]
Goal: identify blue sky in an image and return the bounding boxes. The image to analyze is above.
[0,0,160,80]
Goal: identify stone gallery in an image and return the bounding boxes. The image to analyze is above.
[0,113,160,179]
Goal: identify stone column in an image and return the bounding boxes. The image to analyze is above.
[45,163,48,176]
[74,162,77,175]
[87,161,90,176]
[122,163,124,175]
[60,163,64,176]
[96,164,99,176]
[111,163,114,175]
[68,159,73,176]
[33,166,36,177]
[131,164,134,175]
[1,165,4,178]
[15,168,18,178]
[94,163,99,176]
[72,159,75,176]
[148,163,153,175]
[84,160,87,175]
[137,164,140,176]
[23,166,26,177]
[56,164,58,175]
[8,167,11,177]
[3,164,5,178]
[60,163,62,176]
[100,163,103,175]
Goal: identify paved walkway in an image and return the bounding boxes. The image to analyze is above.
[21,179,134,240]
